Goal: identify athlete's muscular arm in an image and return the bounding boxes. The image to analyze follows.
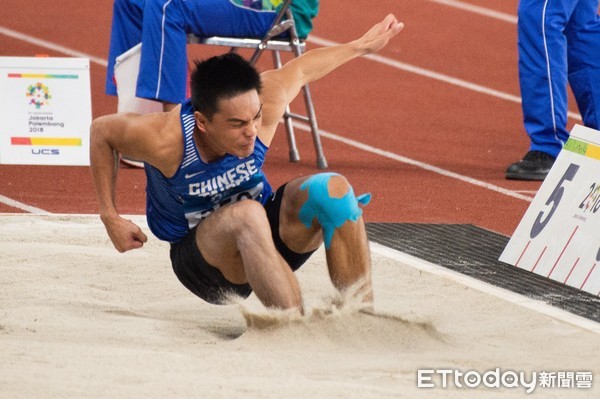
[89,110,179,252]
[258,14,404,145]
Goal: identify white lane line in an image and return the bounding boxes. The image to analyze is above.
[308,35,582,122]
[0,194,50,214]
[514,190,539,195]
[292,121,534,202]
[0,26,108,67]
[371,242,600,334]
[1,25,582,122]
[428,0,518,24]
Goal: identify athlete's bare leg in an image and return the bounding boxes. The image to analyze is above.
[195,200,303,311]
[278,174,373,302]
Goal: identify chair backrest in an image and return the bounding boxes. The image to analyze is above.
[249,0,299,63]
[114,43,162,114]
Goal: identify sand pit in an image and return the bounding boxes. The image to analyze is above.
[1,215,598,398]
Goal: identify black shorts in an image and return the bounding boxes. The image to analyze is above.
[169,184,316,304]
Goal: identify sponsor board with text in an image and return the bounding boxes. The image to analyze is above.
[0,57,91,165]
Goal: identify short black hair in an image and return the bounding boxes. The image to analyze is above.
[190,53,262,119]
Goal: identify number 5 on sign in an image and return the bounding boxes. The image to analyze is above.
[500,125,600,297]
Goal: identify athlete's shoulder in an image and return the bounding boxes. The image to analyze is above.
[142,105,186,176]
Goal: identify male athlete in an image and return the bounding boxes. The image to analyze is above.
[90,14,404,312]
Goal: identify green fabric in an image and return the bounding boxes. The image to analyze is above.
[287,0,319,39]
[231,0,319,39]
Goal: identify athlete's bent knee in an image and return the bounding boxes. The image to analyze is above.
[298,173,371,249]
[228,199,269,232]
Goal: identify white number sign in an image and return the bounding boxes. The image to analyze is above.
[500,125,600,297]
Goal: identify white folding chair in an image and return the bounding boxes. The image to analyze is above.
[187,0,327,169]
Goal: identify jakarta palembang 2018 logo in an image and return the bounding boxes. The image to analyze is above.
[26,82,52,109]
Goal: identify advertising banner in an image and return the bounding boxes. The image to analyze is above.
[0,56,91,165]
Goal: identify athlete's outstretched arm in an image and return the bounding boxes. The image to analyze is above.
[258,14,404,144]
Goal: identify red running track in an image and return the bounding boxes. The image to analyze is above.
[0,0,582,236]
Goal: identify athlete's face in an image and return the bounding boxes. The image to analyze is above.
[195,90,262,161]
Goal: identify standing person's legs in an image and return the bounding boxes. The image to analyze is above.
[137,0,189,107]
[276,173,373,302]
[137,0,278,109]
[105,0,145,96]
[566,0,600,130]
[517,0,577,158]
[507,0,579,180]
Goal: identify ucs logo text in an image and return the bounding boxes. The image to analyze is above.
[31,148,60,155]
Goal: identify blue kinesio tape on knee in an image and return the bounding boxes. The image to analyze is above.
[298,173,371,249]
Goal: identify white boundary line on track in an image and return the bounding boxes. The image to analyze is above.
[423,1,590,122]
[309,35,582,122]
[371,242,600,334]
[428,0,518,24]
[0,26,108,67]
[0,24,582,122]
[0,195,50,214]
[292,121,535,202]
